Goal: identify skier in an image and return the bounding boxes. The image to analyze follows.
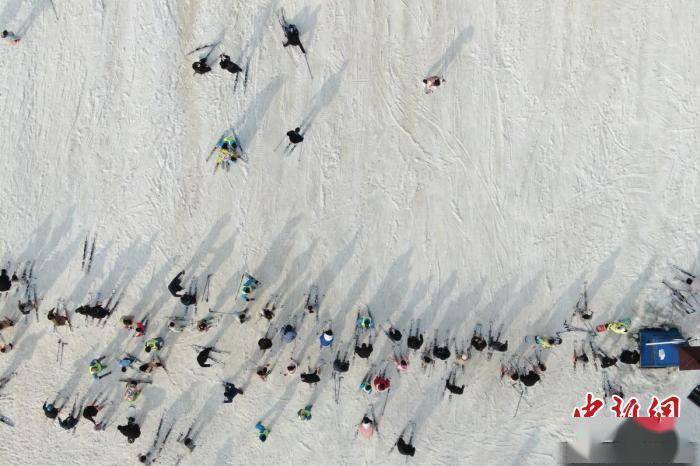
[223,382,243,403]
[192,57,211,75]
[284,358,298,375]
[0,317,14,332]
[124,382,143,402]
[139,355,165,374]
[261,301,275,320]
[454,349,469,366]
[168,271,185,297]
[168,317,188,333]
[219,54,242,74]
[319,329,334,348]
[372,374,390,392]
[488,334,508,353]
[0,269,11,292]
[395,431,416,457]
[196,346,222,367]
[394,355,409,373]
[119,354,138,372]
[43,399,64,419]
[333,351,350,373]
[256,363,272,381]
[423,75,443,94]
[89,357,108,380]
[47,307,71,328]
[118,416,141,443]
[297,405,312,421]
[180,289,197,307]
[471,332,487,352]
[1,30,19,44]
[0,342,13,353]
[58,399,81,431]
[300,367,321,384]
[177,425,198,452]
[358,416,375,438]
[258,335,273,351]
[355,340,373,359]
[239,274,260,302]
[599,354,618,368]
[607,320,629,334]
[407,331,424,350]
[286,127,304,144]
[534,335,562,349]
[282,324,297,343]
[519,370,541,387]
[144,337,164,353]
[82,400,106,425]
[282,22,306,53]
[619,349,640,365]
[255,422,270,442]
[383,324,402,343]
[446,375,465,395]
[122,316,147,336]
[356,313,374,330]
[196,315,217,332]
[433,340,451,360]
[236,308,250,324]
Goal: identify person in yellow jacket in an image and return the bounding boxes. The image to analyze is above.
[607,320,629,334]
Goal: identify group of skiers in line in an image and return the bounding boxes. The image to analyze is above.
[5,261,692,459]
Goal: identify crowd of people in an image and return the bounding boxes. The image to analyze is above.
[1,257,695,460]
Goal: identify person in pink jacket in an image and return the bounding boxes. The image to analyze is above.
[358,416,375,439]
[423,75,444,94]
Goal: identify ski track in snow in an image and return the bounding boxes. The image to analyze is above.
[0,0,700,464]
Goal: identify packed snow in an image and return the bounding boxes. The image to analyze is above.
[0,0,699,464]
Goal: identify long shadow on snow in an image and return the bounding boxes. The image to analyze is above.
[232,76,284,150]
[238,0,282,64]
[300,61,348,134]
[17,0,48,37]
[0,329,45,382]
[425,26,474,77]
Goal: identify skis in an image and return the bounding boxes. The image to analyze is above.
[672,264,696,279]
[120,378,153,384]
[333,372,343,404]
[56,339,67,366]
[663,280,698,314]
[203,273,213,303]
[82,234,97,273]
[588,340,599,371]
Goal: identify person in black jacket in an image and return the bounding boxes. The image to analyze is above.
[219,54,242,74]
[287,127,304,144]
[0,269,11,292]
[192,58,211,75]
[118,417,141,443]
[620,349,640,365]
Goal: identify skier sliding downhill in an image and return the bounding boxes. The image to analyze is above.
[423,75,444,93]
[2,30,20,44]
[279,10,313,77]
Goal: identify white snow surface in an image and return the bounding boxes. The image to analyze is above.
[1,0,700,465]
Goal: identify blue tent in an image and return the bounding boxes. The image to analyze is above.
[639,328,688,368]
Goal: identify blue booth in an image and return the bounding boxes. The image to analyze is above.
[639,328,688,368]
